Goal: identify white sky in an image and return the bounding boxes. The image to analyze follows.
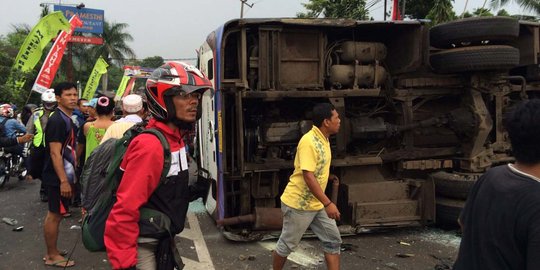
[0,0,536,60]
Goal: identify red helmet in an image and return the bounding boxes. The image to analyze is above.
[145,61,212,121]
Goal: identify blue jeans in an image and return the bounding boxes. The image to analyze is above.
[275,202,342,257]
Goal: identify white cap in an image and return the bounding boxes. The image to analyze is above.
[122,94,143,113]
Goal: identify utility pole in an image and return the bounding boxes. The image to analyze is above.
[240,0,254,19]
[401,0,406,19]
[384,0,387,21]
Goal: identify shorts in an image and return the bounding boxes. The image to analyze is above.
[46,185,70,214]
[275,202,342,257]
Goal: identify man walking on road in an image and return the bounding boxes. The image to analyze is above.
[42,82,78,268]
[273,103,342,270]
[454,99,540,269]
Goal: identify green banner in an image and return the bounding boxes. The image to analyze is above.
[114,75,131,101]
[82,57,109,100]
[10,11,70,89]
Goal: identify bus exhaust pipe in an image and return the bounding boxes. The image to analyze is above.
[216,207,283,230]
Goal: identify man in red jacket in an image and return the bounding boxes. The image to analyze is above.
[104,62,213,270]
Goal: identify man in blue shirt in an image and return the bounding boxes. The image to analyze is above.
[0,104,28,168]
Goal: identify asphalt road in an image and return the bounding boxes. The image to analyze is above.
[0,178,460,270]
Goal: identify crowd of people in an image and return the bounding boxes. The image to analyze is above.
[0,62,211,269]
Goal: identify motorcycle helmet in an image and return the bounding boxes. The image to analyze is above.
[41,89,57,111]
[145,61,212,121]
[0,104,14,118]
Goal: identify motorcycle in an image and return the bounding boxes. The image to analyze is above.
[0,141,29,188]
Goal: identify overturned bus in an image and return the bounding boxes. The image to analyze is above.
[195,17,540,240]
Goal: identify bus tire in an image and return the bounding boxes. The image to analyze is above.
[430,45,519,74]
[436,196,466,227]
[430,17,519,48]
[431,171,481,200]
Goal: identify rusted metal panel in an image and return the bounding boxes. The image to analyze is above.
[344,181,410,203]
[355,199,419,221]
[399,159,453,170]
[279,30,324,89]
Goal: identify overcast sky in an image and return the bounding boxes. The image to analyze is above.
[0,0,535,60]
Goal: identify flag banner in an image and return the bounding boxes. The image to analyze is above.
[114,75,130,101]
[82,57,108,100]
[123,77,137,97]
[32,15,83,94]
[10,11,70,89]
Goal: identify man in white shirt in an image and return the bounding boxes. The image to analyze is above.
[100,94,146,143]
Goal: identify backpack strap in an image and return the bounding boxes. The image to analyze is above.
[140,128,171,184]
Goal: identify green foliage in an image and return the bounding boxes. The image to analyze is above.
[497,9,511,16]
[89,21,136,66]
[427,0,457,25]
[106,65,124,92]
[472,7,494,16]
[405,0,437,19]
[140,56,164,68]
[490,0,540,15]
[297,0,370,20]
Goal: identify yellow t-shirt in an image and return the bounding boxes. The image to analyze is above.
[281,126,331,211]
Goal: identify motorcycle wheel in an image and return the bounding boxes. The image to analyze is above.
[0,159,7,188]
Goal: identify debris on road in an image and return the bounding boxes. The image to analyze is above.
[398,241,411,246]
[12,226,24,232]
[395,253,415,258]
[2,217,18,226]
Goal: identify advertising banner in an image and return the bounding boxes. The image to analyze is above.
[123,66,154,78]
[54,5,104,34]
[32,15,83,94]
[9,11,70,89]
[114,75,130,101]
[122,77,137,97]
[82,57,108,100]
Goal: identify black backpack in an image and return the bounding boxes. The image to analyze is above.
[80,123,172,251]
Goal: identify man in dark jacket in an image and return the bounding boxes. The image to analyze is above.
[454,99,540,270]
[104,62,213,270]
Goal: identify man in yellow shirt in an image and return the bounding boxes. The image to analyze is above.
[273,103,342,270]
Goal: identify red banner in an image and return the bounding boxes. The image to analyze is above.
[392,0,402,21]
[123,77,137,97]
[32,15,83,93]
[69,36,103,45]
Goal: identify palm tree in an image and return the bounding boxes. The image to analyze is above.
[91,21,135,65]
[427,0,457,25]
[89,21,136,92]
[490,0,540,14]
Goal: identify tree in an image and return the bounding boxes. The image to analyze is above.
[140,56,164,68]
[297,0,370,20]
[90,21,135,65]
[473,7,494,16]
[490,0,540,14]
[89,21,136,92]
[427,0,457,25]
[405,0,437,19]
[497,8,511,16]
